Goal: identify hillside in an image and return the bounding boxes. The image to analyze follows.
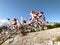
[2,27,60,45]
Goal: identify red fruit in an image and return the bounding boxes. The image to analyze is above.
[40,12,44,14]
[23,20,26,23]
[13,21,17,25]
[29,18,32,20]
[14,18,17,21]
[7,18,10,20]
[18,26,21,30]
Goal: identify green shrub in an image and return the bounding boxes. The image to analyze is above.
[46,23,60,29]
[30,28,36,32]
[46,25,54,29]
[54,23,60,28]
[42,26,44,30]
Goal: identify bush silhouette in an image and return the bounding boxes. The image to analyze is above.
[46,25,54,29]
[54,23,60,28]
